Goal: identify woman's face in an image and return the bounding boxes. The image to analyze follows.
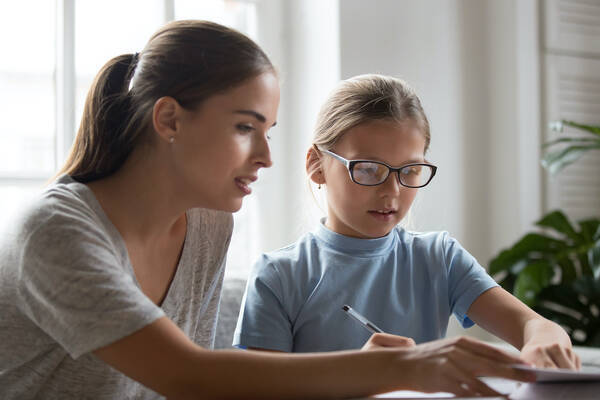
[171,72,280,212]
[321,119,427,238]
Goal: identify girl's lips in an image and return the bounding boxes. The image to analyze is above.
[367,210,397,221]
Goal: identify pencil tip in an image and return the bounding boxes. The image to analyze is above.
[342,305,350,311]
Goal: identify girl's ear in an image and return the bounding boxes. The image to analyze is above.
[306,146,326,185]
[152,96,181,144]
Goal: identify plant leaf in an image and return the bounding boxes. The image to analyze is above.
[579,219,600,242]
[557,258,577,283]
[535,304,587,331]
[536,210,579,242]
[538,282,593,318]
[489,233,566,275]
[513,260,554,306]
[588,244,600,279]
[543,137,600,148]
[579,253,594,277]
[562,120,600,136]
[541,145,600,175]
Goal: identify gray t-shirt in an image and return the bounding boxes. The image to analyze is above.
[0,175,233,399]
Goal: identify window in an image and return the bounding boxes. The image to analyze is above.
[542,0,600,220]
[0,0,56,228]
[0,0,261,277]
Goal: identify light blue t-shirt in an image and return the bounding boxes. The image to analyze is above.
[233,221,498,352]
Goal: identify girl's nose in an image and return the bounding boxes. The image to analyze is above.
[378,171,402,195]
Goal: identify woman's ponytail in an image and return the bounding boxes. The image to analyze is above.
[60,53,140,182]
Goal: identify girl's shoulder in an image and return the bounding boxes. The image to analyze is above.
[396,228,451,242]
[252,231,318,275]
[394,228,457,254]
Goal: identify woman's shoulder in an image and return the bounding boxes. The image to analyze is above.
[5,175,105,238]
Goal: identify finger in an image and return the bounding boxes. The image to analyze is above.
[574,353,582,370]
[545,344,575,369]
[447,358,504,397]
[451,336,524,364]
[448,346,536,383]
[369,333,416,348]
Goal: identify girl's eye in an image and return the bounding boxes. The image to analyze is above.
[237,124,255,133]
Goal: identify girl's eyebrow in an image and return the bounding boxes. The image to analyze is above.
[350,155,426,165]
[234,110,277,127]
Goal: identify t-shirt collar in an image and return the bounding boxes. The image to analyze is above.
[314,217,396,256]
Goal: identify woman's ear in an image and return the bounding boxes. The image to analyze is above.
[152,96,180,144]
[306,146,326,185]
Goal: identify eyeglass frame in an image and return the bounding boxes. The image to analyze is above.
[320,149,437,188]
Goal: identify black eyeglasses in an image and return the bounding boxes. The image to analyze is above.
[322,150,437,188]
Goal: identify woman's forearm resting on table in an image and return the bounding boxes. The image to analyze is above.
[93,317,400,399]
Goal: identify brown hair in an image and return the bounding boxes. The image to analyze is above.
[312,74,430,157]
[58,20,274,183]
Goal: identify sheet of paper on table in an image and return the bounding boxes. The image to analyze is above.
[512,364,600,382]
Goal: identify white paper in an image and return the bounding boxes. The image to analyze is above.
[512,364,600,382]
[510,382,600,400]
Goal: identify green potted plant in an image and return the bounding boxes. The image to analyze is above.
[489,120,600,346]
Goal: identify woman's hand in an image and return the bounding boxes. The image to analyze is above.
[361,333,415,350]
[521,342,581,370]
[390,336,536,397]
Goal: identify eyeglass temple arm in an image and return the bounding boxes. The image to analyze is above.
[321,150,351,167]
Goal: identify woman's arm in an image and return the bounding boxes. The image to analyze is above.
[94,316,534,399]
[467,286,580,369]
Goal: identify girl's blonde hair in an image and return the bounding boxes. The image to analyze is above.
[312,74,430,155]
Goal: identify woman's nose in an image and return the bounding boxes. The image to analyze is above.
[253,135,273,168]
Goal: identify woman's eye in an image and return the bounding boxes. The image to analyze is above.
[237,124,255,133]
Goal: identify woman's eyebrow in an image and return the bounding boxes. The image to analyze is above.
[234,110,277,127]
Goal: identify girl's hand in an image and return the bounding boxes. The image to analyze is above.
[521,342,581,370]
[392,336,536,397]
[361,333,416,350]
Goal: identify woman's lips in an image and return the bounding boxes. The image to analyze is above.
[235,177,255,195]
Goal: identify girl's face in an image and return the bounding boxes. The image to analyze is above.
[170,72,280,212]
[320,119,427,238]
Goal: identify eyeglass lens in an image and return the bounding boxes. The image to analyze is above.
[352,162,434,187]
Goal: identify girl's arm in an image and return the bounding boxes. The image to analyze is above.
[467,286,580,369]
[94,316,534,399]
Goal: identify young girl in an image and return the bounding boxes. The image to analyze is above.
[234,75,580,369]
[0,21,537,399]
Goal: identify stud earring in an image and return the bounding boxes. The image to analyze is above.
[169,137,175,143]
